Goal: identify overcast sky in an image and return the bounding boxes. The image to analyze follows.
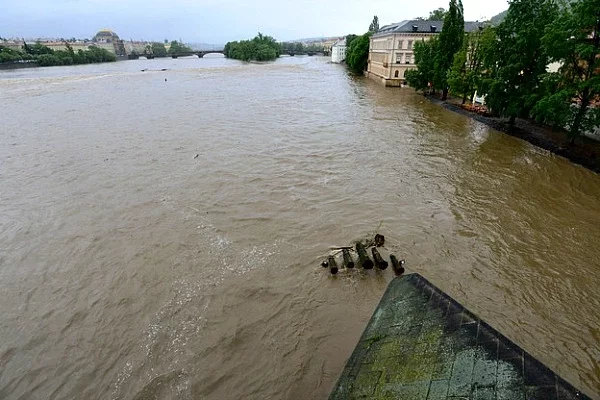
[1,0,509,44]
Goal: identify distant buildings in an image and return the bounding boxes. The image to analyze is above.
[0,40,23,51]
[331,38,347,63]
[295,37,342,55]
[0,30,152,58]
[367,20,483,86]
[92,29,126,56]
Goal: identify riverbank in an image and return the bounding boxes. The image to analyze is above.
[0,61,39,70]
[429,96,600,174]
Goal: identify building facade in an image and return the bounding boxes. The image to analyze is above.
[0,40,24,51]
[92,29,126,56]
[367,20,481,87]
[331,38,346,63]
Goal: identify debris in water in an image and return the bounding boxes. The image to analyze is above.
[371,247,388,270]
[328,256,338,275]
[355,242,374,270]
[342,249,354,269]
[390,255,405,275]
[320,234,405,277]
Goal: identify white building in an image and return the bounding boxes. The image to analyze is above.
[331,38,347,63]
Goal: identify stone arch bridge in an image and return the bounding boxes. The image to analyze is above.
[128,50,225,60]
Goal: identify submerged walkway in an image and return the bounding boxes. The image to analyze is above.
[329,274,590,400]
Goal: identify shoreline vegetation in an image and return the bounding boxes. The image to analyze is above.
[427,94,600,174]
[405,0,599,146]
[0,42,116,68]
[399,0,599,174]
[224,33,280,62]
[223,33,327,62]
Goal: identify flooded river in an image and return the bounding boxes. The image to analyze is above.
[1,56,599,399]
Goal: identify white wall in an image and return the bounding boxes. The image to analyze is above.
[331,46,346,63]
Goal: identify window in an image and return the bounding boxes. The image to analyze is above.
[395,53,402,64]
[407,41,413,50]
[405,54,412,64]
[394,70,399,78]
[398,40,404,49]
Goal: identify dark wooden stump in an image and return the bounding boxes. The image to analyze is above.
[356,242,374,269]
[390,255,405,275]
[342,249,354,269]
[371,247,388,270]
[328,256,338,275]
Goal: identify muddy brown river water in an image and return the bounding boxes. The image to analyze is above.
[0,56,599,400]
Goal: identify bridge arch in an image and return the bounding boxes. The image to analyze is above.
[197,50,225,58]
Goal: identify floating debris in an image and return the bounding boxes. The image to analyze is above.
[342,249,354,269]
[328,256,338,275]
[390,255,405,275]
[371,247,388,270]
[355,242,374,270]
[321,235,405,277]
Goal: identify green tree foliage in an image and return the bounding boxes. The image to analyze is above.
[369,16,380,33]
[0,46,33,63]
[24,42,54,55]
[428,8,448,21]
[346,34,358,49]
[448,27,496,103]
[151,42,168,57]
[346,32,372,74]
[532,0,600,142]
[304,44,324,53]
[279,42,296,54]
[405,37,440,92]
[224,33,280,62]
[168,40,193,54]
[485,0,559,124]
[279,42,324,55]
[435,0,465,100]
[1,42,116,66]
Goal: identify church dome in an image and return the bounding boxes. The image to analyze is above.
[93,29,120,42]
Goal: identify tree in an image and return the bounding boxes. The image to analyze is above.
[24,42,54,56]
[406,36,440,92]
[168,40,192,54]
[434,0,465,100]
[346,34,358,49]
[151,42,168,57]
[224,33,280,62]
[532,0,600,142]
[346,32,372,73]
[369,16,380,33]
[485,0,559,125]
[428,8,448,21]
[448,26,496,103]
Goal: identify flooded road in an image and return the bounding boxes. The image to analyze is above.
[1,56,599,399]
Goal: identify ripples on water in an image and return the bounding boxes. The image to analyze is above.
[0,56,599,399]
